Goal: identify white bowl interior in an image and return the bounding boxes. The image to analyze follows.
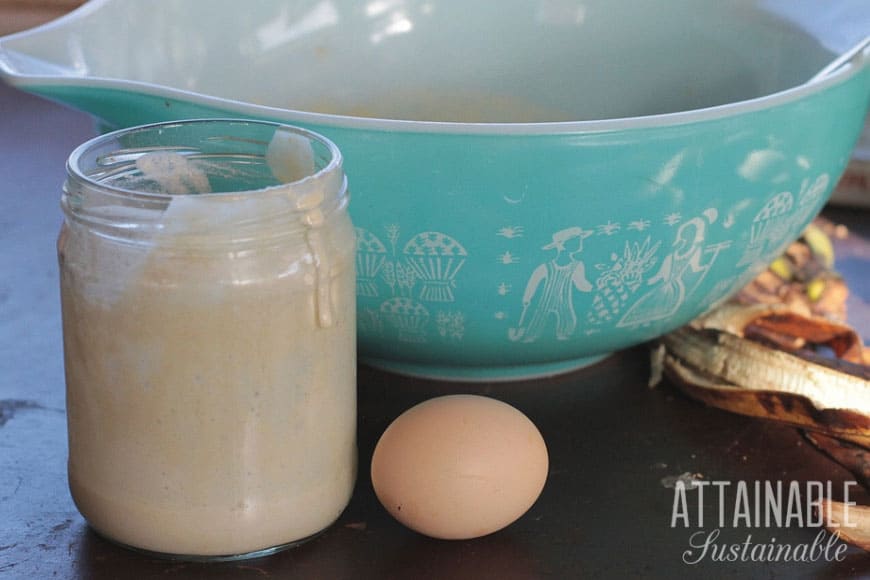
[3,0,864,122]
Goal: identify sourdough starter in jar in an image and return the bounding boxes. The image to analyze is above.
[58,120,356,559]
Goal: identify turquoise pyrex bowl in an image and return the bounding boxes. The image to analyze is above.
[2,0,869,380]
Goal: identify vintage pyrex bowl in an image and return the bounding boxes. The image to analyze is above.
[2,0,869,380]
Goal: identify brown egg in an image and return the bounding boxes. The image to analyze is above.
[370,395,548,540]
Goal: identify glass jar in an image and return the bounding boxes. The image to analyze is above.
[58,119,357,560]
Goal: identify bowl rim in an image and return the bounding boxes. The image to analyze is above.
[1,0,868,136]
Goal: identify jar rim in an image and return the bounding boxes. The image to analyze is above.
[65,118,345,204]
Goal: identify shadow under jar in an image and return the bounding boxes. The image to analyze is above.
[58,119,357,560]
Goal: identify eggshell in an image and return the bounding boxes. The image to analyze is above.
[370,394,548,540]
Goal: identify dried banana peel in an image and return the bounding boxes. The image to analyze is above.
[696,302,867,364]
[657,223,870,443]
[819,499,870,551]
[656,222,870,549]
[659,322,870,448]
[734,223,849,321]
[804,432,870,490]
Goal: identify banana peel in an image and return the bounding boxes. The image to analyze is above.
[818,499,870,551]
[803,432,870,490]
[734,223,849,322]
[658,311,870,448]
[656,224,870,441]
[661,329,870,449]
[655,222,870,549]
[657,306,870,549]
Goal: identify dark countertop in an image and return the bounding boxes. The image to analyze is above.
[2,81,870,579]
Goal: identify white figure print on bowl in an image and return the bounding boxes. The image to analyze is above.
[509,227,594,343]
[617,209,731,328]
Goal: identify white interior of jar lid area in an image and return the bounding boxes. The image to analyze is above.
[126,130,316,196]
[64,121,347,244]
